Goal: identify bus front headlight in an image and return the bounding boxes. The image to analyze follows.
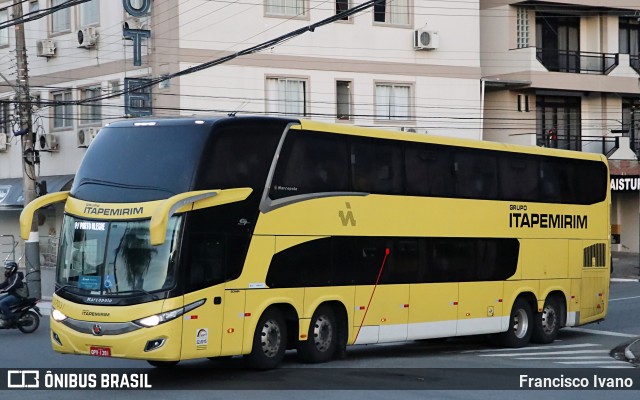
[133,299,206,328]
[51,309,68,322]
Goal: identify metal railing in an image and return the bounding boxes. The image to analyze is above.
[39,235,59,269]
[537,133,620,156]
[536,48,618,75]
[0,234,17,262]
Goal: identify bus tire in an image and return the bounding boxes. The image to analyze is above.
[499,298,533,348]
[147,360,179,368]
[297,305,337,363]
[246,308,287,369]
[531,297,561,344]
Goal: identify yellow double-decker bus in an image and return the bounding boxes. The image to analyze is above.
[21,116,610,369]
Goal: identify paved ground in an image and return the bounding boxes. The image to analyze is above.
[611,251,640,280]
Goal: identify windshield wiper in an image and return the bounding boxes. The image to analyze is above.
[115,288,160,301]
[77,178,174,195]
[55,284,83,295]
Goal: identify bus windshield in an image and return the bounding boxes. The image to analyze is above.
[56,215,182,296]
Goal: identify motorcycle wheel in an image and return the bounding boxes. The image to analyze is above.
[18,311,40,334]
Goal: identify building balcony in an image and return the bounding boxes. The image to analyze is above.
[536,48,618,75]
[536,133,621,156]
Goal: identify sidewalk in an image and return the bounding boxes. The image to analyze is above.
[611,251,640,281]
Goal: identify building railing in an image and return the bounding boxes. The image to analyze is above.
[0,234,17,262]
[537,133,620,156]
[536,48,618,75]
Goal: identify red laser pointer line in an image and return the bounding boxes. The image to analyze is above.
[355,247,390,343]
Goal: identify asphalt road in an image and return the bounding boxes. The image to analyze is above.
[1,281,638,399]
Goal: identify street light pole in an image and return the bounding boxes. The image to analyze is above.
[13,0,41,299]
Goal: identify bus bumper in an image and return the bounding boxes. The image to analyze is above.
[50,316,182,361]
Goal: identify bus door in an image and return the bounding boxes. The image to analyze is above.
[181,286,226,359]
[180,234,229,359]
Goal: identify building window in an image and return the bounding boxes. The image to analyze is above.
[375,83,411,121]
[266,77,307,116]
[516,7,529,48]
[29,0,40,13]
[536,95,581,151]
[265,0,305,17]
[52,90,73,129]
[619,18,639,55]
[80,86,102,125]
[336,0,349,20]
[0,10,9,46]
[336,80,352,121]
[110,80,121,96]
[80,0,100,27]
[374,0,409,25]
[622,98,640,154]
[51,0,71,34]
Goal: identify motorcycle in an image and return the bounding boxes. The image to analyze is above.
[0,297,41,333]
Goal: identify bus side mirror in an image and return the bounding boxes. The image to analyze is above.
[19,191,70,240]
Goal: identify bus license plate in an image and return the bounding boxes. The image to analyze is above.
[90,346,111,357]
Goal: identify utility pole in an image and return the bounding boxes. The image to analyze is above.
[13,0,40,299]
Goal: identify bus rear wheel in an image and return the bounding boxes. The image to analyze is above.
[499,298,532,348]
[297,305,337,363]
[531,297,561,344]
[245,308,287,369]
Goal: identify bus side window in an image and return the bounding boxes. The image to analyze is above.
[499,156,540,202]
[185,234,253,291]
[454,151,498,200]
[381,239,419,284]
[270,131,349,199]
[404,144,454,197]
[539,161,563,203]
[351,140,403,194]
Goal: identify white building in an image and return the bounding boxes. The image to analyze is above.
[0,0,485,297]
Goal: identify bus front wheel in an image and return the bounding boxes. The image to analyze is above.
[245,308,288,369]
[297,305,337,363]
[531,297,561,344]
[499,298,533,348]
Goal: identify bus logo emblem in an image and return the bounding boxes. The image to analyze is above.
[339,203,356,227]
[92,324,103,336]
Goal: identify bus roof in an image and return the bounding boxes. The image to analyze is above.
[104,116,606,165]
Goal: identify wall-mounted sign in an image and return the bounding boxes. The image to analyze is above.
[123,0,151,67]
[125,78,153,117]
[610,176,640,192]
[123,0,151,17]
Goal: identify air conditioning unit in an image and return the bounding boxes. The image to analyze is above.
[38,133,59,151]
[36,39,56,57]
[77,128,98,147]
[0,133,7,152]
[77,27,99,48]
[414,29,439,50]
